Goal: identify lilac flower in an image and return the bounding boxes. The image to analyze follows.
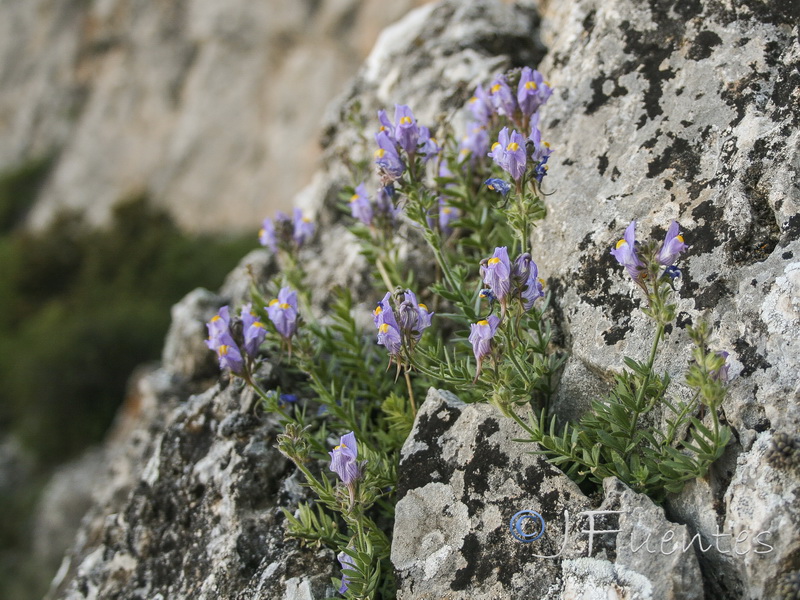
[459,122,490,164]
[329,431,360,485]
[375,130,405,181]
[489,76,518,118]
[377,321,402,356]
[481,247,512,301]
[468,84,493,124]
[394,104,420,156]
[205,306,232,349]
[517,68,553,118]
[657,221,687,266]
[292,208,315,246]
[349,183,373,226]
[215,334,244,374]
[398,290,433,341]
[521,261,545,310]
[373,292,398,329]
[488,127,527,182]
[711,351,730,383]
[377,109,395,139]
[240,304,267,357]
[266,287,298,340]
[373,292,403,355]
[529,115,554,164]
[484,178,511,196]
[418,125,440,161]
[258,216,279,251]
[337,550,356,595]
[469,315,501,379]
[611,221,644,280]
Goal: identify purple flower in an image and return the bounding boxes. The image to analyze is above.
[488,128,527,182]
[533,157,549,183]
[394,104,420,156]
[485,178,511,196]
[468,84,493,124]
[398,290,433,341]
[469,315,501,379]
[657,221,687,266]
[373,292,402,355]
[521,262,545,310]
[329,431,360,485]
[258,217,278,251]
[240,303,267,357]
[377,321,402,355]
[481,247,512,301]
[611,221,644,280]
[375,130,405,181]
[206,306,232,349]
[489,76,518,118]
[517,68,552,118]
[529,114,554,164]
[711,351,730,383]
[349,183,373,226]
[373,292,398,329]
[266,287,298,339]
[337,550,356,595]
[418,125,440,161]
[459,122,490,164]
[377,109,395,139]
[292,208,315,246]
[215,333,244,374]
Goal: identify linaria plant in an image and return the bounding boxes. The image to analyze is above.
[202,65,733,598]
[506,221,732,500]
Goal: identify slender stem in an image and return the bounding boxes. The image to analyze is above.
[375,257,395,292]
[403,367,417,418]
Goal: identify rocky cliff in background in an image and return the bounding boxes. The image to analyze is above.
[44,0,799,598]
[0,0,427,232]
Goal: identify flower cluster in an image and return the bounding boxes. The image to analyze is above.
[259,208,315,253]
[611,220,688,282]
[374,105,439,183]
[480,247,545,315]
[205,304,267,375]
[466,68,555,189]
[206,287,299,374]
[373,289,434,365]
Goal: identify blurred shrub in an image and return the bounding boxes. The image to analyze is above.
[0,155,54,233]
[0,194,254,463]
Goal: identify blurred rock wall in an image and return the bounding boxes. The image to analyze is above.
[0,0,429,233]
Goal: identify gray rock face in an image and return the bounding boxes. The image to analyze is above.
[47,367,335,600]
[393,390,706,599]
[393,389,591,599]
[0,0,429,232]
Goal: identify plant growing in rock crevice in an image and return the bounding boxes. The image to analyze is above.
[203,66,732,597]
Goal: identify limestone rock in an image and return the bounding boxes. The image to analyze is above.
[47,369,334,600]
[393,388,591,599]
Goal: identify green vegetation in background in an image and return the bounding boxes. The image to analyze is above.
[0,195,254,462]
[0,176,254,600]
